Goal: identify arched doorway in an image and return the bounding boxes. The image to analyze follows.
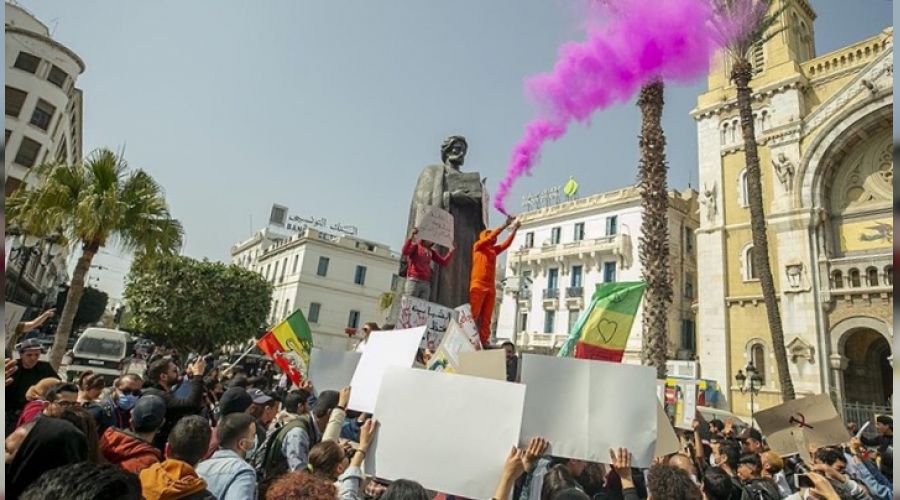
[842,328,892,404]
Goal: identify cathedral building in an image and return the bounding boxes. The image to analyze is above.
[692,0,892,418]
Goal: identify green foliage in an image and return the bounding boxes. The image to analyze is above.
[124,256,272,353]
[56,286,109,328]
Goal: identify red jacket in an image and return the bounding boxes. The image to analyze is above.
[100,427,163,474]
[402,239,453,282]
[16,400,46,428]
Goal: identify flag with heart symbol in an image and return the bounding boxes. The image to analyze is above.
[557,281,646,362]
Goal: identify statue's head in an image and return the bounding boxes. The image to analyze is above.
[441,135,468,168]
[778,153,787,162]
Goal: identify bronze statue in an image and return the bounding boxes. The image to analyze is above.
[404,135,486,308]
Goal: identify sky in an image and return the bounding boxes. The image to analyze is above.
[15,0,892,301]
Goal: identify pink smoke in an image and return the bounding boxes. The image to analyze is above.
[495,0,729,215]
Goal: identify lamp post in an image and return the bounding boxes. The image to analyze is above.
[735,362,763,428]
[8,233,64,306]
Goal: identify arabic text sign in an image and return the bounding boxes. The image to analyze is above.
[754,394,851,457]
[397,295,453,349]
[520,354,657,467]
[367,367,525,499]
[415,204,454,248]
[347,327,425,413]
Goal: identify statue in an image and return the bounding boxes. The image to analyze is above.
[773,153,796,192]
[701,182,717,222]
[404,136,486,308]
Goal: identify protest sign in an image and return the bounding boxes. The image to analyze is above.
[672,380,698,429]
[457,350,507,381]
[655,402,681,457]
[415,204,454,248]
[367,367,525,499]
[308,348,361,393]
[754,394,851,457]
[454,303,481,348]
[397,295,453,349]
[520,354,657,467]
[5,302,26,339]
[426,319,475,373]
[348,327,425,413]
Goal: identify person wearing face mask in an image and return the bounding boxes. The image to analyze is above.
[99,394,166,473]
[91,373,144,434]
[197,413,259,500]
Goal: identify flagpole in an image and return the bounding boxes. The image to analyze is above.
[228,342,257,370]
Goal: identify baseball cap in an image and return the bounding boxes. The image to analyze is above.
[131,395,166,432]
[248,388,274,405]
[219,387,253,416]
[16,338,45,353]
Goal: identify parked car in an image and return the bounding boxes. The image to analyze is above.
[60,328,135,384]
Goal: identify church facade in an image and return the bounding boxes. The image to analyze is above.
[692,0,892,418]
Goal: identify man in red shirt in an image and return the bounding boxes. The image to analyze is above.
[402,227,455,300]
[470,216,520,347]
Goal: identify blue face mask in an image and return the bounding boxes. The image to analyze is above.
[117,394,137,410]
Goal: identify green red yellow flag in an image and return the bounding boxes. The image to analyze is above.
[256,310,314,385]
[557,281,645,362]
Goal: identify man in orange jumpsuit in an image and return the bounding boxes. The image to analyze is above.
[470,216,520,348]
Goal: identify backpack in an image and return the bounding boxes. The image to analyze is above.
[253,414,316,482]
[741,479,779,500]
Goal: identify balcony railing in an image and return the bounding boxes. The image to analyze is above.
[518,289,532,301]
[566,286,583,298]
[543,288,559,299]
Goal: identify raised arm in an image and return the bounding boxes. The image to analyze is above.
[402,228,418,256]
[495,221,521,253]
[432,245,455,266]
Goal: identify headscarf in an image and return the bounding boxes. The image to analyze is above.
[7,417,88,499]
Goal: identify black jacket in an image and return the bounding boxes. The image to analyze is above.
[143,376,205,450]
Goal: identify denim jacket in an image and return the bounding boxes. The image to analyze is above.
[196,449,257,500]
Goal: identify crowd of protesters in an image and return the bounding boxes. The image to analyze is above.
[4,333,894,500]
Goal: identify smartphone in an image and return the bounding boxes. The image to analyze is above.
[794,474,815,489]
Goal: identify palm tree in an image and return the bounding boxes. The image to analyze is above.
[711,0,795,399]
[7,148,183,369]
[637,80,673,380]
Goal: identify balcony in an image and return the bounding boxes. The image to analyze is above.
[518,289,532,306]
[565,286,584,309]
[542,288,559,309]
[514,234,630,266]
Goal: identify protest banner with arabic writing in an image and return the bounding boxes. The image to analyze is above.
[397,295,452,349]
[415,204,454,248]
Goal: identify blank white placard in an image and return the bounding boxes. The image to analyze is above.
[366,367,526,499]
[347,327,425,413]
[308,348,362,393]
[520,354,657,467]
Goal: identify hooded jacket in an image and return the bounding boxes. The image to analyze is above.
[100,427,163,473]
[140,459,215,500]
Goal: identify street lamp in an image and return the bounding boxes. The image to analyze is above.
[735,362,763,428]
[8,232,64,306]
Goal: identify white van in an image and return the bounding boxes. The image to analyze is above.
[61,328,134,384]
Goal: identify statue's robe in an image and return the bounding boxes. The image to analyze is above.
[404,164,486,308]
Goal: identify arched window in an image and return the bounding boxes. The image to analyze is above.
[885,265,893,285]
[743,244,758,281]
[848,268,861,288]
[731,120,738,142]
[750,343,766,385]
[866,267,879,287]
[831,270,843,289]
[738,168,749,208]
[721,124,728,145]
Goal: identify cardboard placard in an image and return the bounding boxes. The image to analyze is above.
[655,402,681,457]
[520,354,658,467]
[308,348,362,393]
[366,367,525,499]
[754,394,851,457]
[457,350,507,381]
[426,319,475,373]
[347,327,425,413]
[397,295,453,349]
[415,204,454,249]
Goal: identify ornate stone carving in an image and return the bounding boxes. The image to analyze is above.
[700,182,717,222]
[785,261,804,288]
[786,337,815,364]
[804,50,893,133]
[772,153,796,192]
[829,134,893,213]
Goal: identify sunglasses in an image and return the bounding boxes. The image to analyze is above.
[119,389,142,396]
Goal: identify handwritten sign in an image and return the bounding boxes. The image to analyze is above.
[398,295,453,349]
[754,394,851,457]
[426,319,475,373]
[454,304,481,349]
[415,204,454,248]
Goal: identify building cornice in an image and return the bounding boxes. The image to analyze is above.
[691,77,805,121]
[258,232,398,265]
[5,26,86,73]
[518,186,698,227]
